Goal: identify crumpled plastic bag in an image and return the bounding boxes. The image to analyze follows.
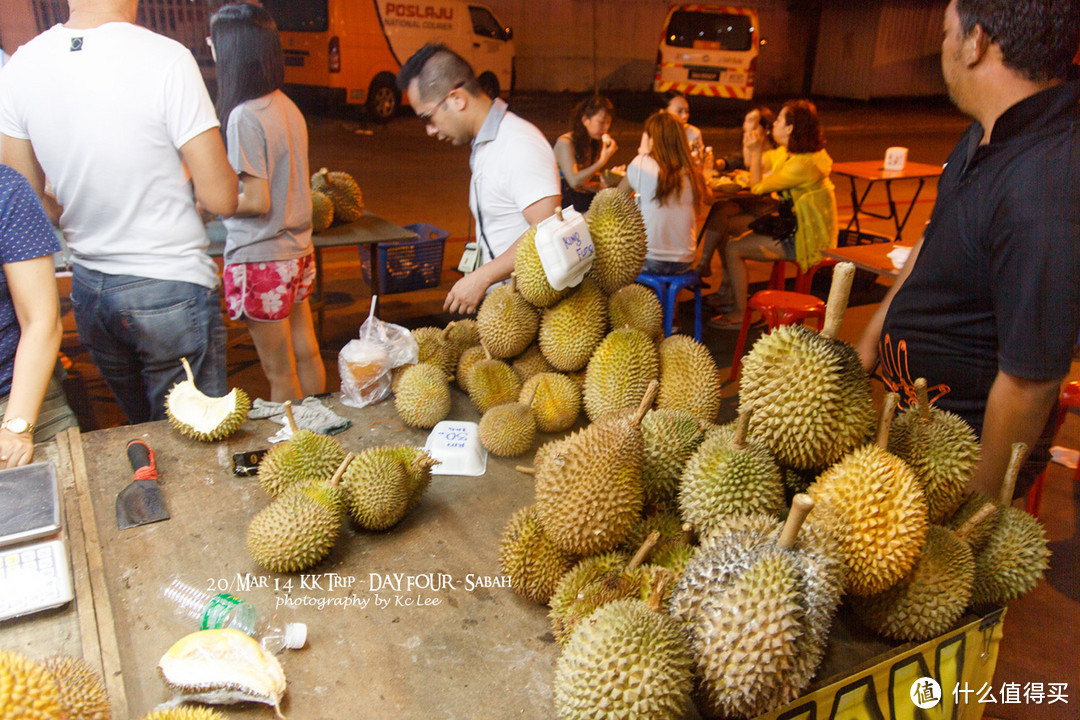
[339,296,418,408]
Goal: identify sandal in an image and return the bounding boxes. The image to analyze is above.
[707,313,745,331]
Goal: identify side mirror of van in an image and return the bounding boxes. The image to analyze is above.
[502,26,513,41]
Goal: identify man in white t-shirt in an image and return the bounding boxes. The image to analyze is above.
[396,43,559,315]
[0,0,237,424]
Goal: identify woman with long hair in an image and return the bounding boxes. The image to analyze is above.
[211,2,325,400]
[709,99,837,329]
[553,94,618,212]
[618,110,710,275]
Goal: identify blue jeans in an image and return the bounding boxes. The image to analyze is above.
[70,266,226,424]
[641,259,693,275]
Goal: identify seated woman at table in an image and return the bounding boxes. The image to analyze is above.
[0,165,78,467]
[553,94,619,212]
[618,111,710,275]
[709,99,838,330]
[212,3,325,401]
[663,90,705,161]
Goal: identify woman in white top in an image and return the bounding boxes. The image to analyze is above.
[619,111,709,275]
[552,94,618,212]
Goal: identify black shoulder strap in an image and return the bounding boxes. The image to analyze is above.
[472,175,496,263]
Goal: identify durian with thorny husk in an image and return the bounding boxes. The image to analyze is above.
[383,445,438,513]
[538,277,608,371]
[141,709,230,720]
[513,225,570,307]
[445,318,480,353]
[554,574,693,720]
[257,401,346,497]
[340,446,435,530]
[476,275,540,358]
[455,344,486,392]
[499,505,577,604]
[889,377,980,523]
[479,386,537,457]
[656,335,721,423]
[0,648,63,720]
[608,283,663,339]
[511,343,555,382]
[534,382,656,555]
[622,510,695,575]
[586,187,648,293]
[671,498,844,718]
[641,408,706,511]
[311,189,334,233]
[467,346,522,414]
[165,357,251,442]
[583,327,659,422]
[412,326,458,375]
[740,262,876,469]
[852,503,995,642]
[311,167,363,222]
[521,372,581,433]
[678,408,786,536]
[247,454,354,572]
[394,362,452,429]
[40,655,111,720]
[970,443,1052,606]
[807,394,928,596]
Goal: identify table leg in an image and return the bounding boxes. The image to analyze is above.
[367,244,381,302]
[314,246,325,345]
[895,178,927,240]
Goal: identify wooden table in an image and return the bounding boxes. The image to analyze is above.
[822,240,914,279]
[832,160,943,241]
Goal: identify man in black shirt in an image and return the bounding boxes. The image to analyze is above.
[857,0,1080,499]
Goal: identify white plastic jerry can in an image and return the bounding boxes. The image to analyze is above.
[534,207,594,291]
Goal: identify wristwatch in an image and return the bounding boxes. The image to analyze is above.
[0,417,35,435]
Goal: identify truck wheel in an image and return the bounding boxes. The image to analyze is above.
[478,72,500,100]
[366,75,399,123]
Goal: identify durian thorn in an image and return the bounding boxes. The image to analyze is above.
[681,522,695,546]
[1000,442,1028,504]
[646,568,674,613]
[627,530,660,570]
[180,356,195,383]
[283,400,299,434]
[632,380,660,426]
[876,393,898,449]
[779,493,814,549]
[329,452,355,487]
[822,261,856,339]
[734,405,753,448]
[956,502,998,543]
[515,465,535,475]
[915,378,931,422]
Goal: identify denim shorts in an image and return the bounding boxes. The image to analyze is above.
[70,266,226,424]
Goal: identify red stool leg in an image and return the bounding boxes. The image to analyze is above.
[729,305,755,381]
[769,261,787,291]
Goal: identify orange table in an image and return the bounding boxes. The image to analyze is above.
[832,160,943,241]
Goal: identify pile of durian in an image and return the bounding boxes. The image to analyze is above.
[311,167,364,232]
[485,260,1050,719]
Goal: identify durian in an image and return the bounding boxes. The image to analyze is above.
[385,445,438,514]
[455,344,486,392]
[498,505,577,604]
[585,188,648,294]
[640,408,706,510]
[445,319,480,352]
[656,334,721,423]
[476,276,539,358]
[478,386,537,457]
[412,326,458,375]
[311,167,363,223]
[141,708,229,720]
[341,446,424,530]
[538,278,608,372]
[247,454,353,572]
[40,655,111,720]
[467,347,522,414]
[622,511,695,574]
[513,225,570,307]
[510,344,555,382]
[582,327,659,422]
[394,363,452,428]
[739,262,875,469]
[257,401,346,497]
[889,378,980,523]
[310,189,334,233]
[0,649,63,720]
[520,372,581,433]
[608,283,663,339]
[164,357,250,442]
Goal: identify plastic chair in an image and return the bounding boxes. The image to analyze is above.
[768,257,839,294]
[1026,379,1080,518]
[634,270,704,342]
[729,290,826,381]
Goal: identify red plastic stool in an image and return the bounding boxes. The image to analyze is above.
[1026,379,1080,517]
[729,290,827,381]
[768,257,838,294]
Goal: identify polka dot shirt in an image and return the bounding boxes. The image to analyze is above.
[0,165,61,396]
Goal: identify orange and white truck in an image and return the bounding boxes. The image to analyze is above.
[653,4,761,99]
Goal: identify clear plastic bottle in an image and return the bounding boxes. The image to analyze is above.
[703,146,716,181]
[162,575,306,653]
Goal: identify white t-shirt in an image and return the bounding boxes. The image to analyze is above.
[469,99,559,263]
[627,154,697,264]
[0,23,221,288]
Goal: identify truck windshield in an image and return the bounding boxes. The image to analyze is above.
[665,11,753,51]
[262,0,329,32]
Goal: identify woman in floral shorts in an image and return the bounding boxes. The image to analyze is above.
[212,3,325,400]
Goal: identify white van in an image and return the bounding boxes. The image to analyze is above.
[264,0,515,122]
[653,5,761,99]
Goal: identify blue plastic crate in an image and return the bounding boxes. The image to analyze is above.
[360,223,448,295]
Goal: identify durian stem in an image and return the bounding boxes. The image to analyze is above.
[632,380,660,426]
[329,452,355,487]
[509,273,518,295]
[779,493,814,549]
[627,530,660,570]
[999,442,1028,505]
[319,167,330,179]
[646,568,674,613]
[522,385,538,409]
[283,401,299,435]
[180,356,195,383]
[733,405,753,449]
[956,502,998,543]
[515,465,535,475]
[915,378,931,422]
[483,344,492,361]
[441,323,453,341]
[555,207,564,222]
[681,522,695,547]
[822,261,856,340]
[875,393,898,449]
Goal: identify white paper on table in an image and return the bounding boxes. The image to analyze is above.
[887,246,911,269]
[1050,445,1079,470]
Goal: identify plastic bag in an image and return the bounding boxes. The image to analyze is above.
[339,296,418,408]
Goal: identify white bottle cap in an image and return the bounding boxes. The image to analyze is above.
[284,622,308,650]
